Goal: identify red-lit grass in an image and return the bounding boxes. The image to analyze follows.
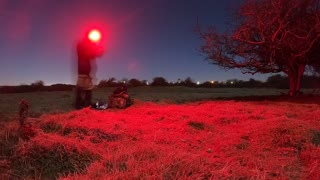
[0,99,320,179]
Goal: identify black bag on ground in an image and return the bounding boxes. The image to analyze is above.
[108,85,133,109]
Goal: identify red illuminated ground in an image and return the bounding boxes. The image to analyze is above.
[1,98,320,179]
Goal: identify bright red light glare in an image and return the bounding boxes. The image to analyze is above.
[88,29,101,42]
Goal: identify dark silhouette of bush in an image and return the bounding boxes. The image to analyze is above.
[128,78,144,87]
[98,77,117,87]
[45,84,74,91]
[266,74,289,89]
[183,77,196,87]
[98,80,108,88]
[199,81,215,88]
[301,75,320,89]
[151,77,169,86]
[242,79,263,88]
[31,80,44,87]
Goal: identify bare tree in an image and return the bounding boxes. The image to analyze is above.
[198,0,320,96]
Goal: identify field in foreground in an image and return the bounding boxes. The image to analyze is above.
[1,92,320,179]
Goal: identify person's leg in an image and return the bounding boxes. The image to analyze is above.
[84,90,92,107]
[75,87,84,109]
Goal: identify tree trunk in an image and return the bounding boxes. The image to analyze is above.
[287,63,305,96]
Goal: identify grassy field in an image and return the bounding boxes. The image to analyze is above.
[0,87,320,179]
[0,87,291,122]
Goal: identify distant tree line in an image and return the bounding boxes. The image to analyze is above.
[0,75,319,93]
[145,75,319,89]
[0,80,74,93]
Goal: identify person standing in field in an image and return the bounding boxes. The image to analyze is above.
[75,29,104,109]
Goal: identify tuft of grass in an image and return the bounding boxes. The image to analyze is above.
[104,160,128,173]
[188,121,205,130]
[62,127,72,136]
[249,115,265,120]
[162,161,183,180]
[62,127,121,142]
[62,127,88,136]
[132,149,159,162]
[40,121,62,133]
[0,131,20,157]
[285,112,298,118]
[235,140,250,150]
[91,129,121,142]
[161,159,211,180]
[220,117,239,125]
[11,143,100,180]
[310,129,320,146]
[0,159,10,177]
[271,126,308,150]
[118,162,128,172]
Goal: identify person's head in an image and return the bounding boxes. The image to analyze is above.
[78,30,105,58]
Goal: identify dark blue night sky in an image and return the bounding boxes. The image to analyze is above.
[0,0,270,85]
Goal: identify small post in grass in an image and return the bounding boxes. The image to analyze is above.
[18,99,29,127]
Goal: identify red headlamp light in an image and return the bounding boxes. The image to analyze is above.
[88,29,101,43]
